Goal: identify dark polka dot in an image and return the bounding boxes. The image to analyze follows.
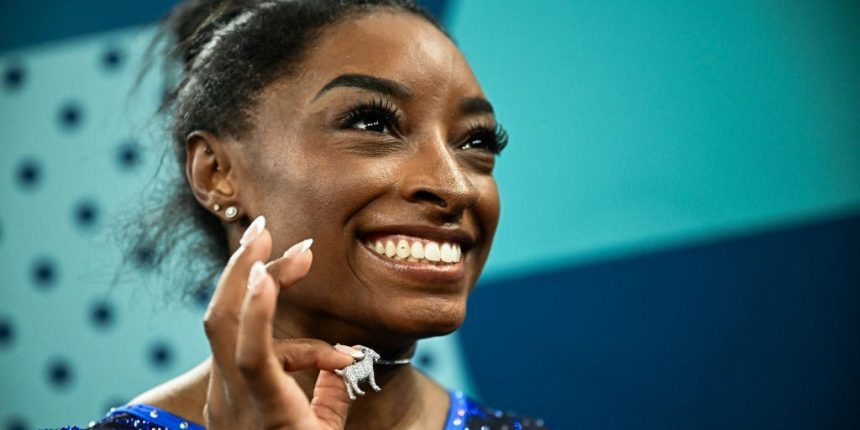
[46,357,74,389]
[15,158,41,190]
[73,198,100,231]
[90,299,115,329]
[192,285,213,308]
[3,63,25,91]
[3,66,24,90]
[3,416,29,430]
[132,246,155,270]
[101,47,124,70]
[0,316,14,349]
[148,341,174,370]
[116,140,142,171]
[58,101,83,130]
[417,353,434,368]
[31,257,58,290]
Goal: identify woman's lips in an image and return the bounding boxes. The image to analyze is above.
[364,234,462,263]
[356,237,467,285]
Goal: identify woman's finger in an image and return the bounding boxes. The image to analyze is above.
[272,339,361,372]
[235,261,317,426]
[204,215,271,368]
[311,369,353,429]
[265,238,314,289]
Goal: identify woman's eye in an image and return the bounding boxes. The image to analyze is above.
[461,124,508,155]
[461,130,497,153]
[351,112,389,133]
[339,99,400,135]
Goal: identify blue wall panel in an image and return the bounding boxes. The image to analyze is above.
[461,211,860,428]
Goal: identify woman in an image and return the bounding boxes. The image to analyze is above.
[60,0,547,428]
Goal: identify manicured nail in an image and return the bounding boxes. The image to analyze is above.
[240,215,266,247]
[335,343,364,359]
[247,261,267,293]
[283,238,313,258]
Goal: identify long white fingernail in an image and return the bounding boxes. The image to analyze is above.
[247,261,267,293]
[240,215,266,246]
[283,238,313,258]
[335,343,364,359]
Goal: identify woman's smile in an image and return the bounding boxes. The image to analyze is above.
[353,224,476,286]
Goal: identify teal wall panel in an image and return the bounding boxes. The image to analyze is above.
[448,1,860,278]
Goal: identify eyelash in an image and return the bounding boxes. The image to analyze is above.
[336,99,509,155]
[336,97,402,134]
[462,122,509,156]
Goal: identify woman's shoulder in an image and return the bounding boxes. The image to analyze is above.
[54,388,551,430]
[55,404,203,430]
[58,394,552,430]
[53,361,210,430]
[448,390,552,430]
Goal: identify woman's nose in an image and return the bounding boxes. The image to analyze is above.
[400,139,479,218]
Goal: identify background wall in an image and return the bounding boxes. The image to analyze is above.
[1,1,858,429]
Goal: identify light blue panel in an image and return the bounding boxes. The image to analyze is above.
[0,27,472,428]
[449,1,860,278]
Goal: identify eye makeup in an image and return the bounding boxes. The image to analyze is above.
[329,95,509,156]
[334,96,403,135]
[460,122,509,155]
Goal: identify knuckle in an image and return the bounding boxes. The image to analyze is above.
[203,310,238,338]
[277,349,296,370]
[235,350,263,377]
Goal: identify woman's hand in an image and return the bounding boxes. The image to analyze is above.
[203,216,360,429]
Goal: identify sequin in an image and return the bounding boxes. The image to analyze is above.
[53,390,551,429]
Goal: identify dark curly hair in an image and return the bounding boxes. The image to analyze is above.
[122,0,444,301]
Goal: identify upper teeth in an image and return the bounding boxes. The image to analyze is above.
[367,237,462,264]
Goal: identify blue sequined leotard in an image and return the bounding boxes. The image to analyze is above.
[56,390,549,429]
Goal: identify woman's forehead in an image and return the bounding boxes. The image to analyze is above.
[294,11,482,100]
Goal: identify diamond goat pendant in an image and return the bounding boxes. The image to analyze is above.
[335,346,382,400]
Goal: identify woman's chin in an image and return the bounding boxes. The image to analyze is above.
[396,298,466,338]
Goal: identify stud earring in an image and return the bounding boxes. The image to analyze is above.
[213,203,221,212]
[224,206,238,220]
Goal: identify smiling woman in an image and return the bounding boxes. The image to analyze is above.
[54,0,545,429]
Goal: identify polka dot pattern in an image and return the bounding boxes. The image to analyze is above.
[31,257,58,290]
[101,47,125,71]
[46,358,74,389]
[73,198,101,232]
[3,416,29,430]
[3,63,25,91]
[89,300,115,329]
[57,101,83,130]
[15,158,41,190]
[0,22,469,430]
[148,341,174,370]
[0,316,14,349]
[132,246,155,270]
[116,140,143,171]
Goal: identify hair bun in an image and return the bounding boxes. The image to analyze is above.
[164,0,256,71]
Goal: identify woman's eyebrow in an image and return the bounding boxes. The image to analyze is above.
[459,97,494,115]
[313,73,413,101]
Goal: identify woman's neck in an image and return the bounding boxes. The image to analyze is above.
[270,311,450,429]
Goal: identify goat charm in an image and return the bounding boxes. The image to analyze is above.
[335,345,382,400]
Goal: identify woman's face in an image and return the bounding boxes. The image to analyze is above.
[229,11,501,342]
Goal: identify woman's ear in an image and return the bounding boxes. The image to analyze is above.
[186,130,238,218]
